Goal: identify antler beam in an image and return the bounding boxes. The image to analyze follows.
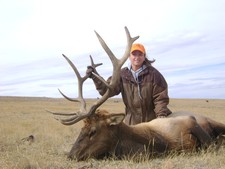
[49,26,139,125]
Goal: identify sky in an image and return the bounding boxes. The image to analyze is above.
[1,0,225,99]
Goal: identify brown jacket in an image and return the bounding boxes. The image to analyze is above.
[92,61,172,125]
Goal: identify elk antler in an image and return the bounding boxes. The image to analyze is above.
[48,26,139,125]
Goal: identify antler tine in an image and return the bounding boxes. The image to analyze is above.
[89,54,111,88]
[46,110,89,125]
[46,110,77,116]
[89,55,103,68]
[60,54,88,112]
[121,26,139,65]
[58,88,79,102]
[55,114,91,126]
[94,31,118,65]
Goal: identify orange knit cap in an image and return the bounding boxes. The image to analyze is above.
[130,43,146,54]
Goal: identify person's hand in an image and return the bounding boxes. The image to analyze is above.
[86,66,96,78]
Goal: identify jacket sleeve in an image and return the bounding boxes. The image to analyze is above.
[152,71,172,117]
[92,76,121,97]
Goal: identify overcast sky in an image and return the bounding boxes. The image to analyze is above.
[1,0,225,99]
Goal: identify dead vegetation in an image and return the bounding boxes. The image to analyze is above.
[0,96,224,169]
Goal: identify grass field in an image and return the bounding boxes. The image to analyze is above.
[0,96,224,169]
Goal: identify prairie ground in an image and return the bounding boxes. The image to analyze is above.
[0,96,224,169]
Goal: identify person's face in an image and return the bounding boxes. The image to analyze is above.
[129,50,145,70]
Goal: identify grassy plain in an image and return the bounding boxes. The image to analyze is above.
[0,96,225,169]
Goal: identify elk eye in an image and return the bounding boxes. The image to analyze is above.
[89,128,96,139]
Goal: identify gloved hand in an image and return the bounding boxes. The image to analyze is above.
[86,66,97,78]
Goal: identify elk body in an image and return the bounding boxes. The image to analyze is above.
[67,110,225,161]
[49,27,225,161]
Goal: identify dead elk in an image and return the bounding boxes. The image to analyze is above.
[48,27,225,161]
[67,110,225,161]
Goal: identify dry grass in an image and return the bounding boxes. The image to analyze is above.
[0,96,224,169]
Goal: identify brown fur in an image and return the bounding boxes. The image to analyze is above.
[67,110,225,161]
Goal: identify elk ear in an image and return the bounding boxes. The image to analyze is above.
[108,113,125,126]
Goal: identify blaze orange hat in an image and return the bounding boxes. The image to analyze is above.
[130,43,146,54]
